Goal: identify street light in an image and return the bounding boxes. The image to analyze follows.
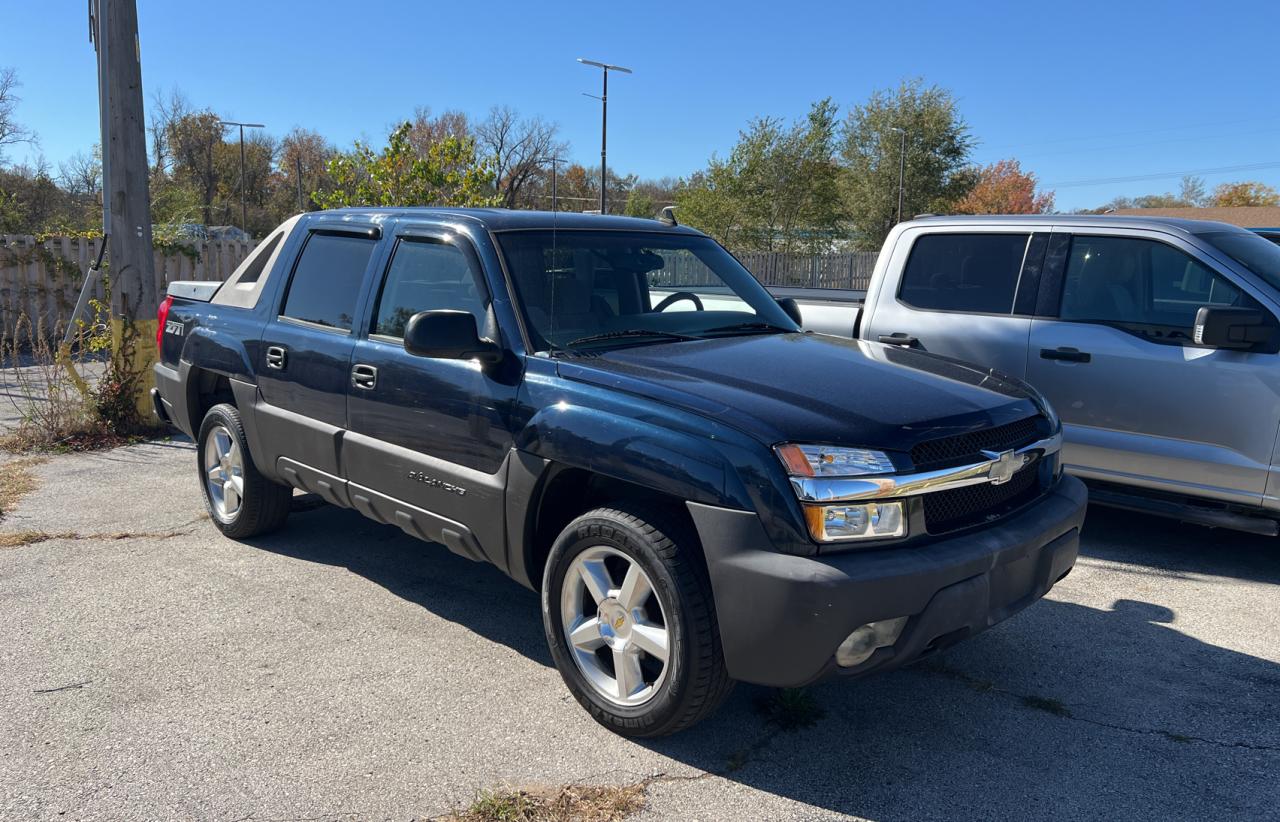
[577,58,631,215]
[890,126,907,224]
[219,119,265,233]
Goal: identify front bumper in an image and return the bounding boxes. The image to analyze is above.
[687,474,1087,687]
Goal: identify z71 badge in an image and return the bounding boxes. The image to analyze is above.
[165,319,184,336]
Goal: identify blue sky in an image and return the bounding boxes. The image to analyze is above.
[3,0,1278,211]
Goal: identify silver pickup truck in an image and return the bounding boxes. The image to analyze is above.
[777,215,1280,535]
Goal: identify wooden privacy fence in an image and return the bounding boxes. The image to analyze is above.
[0,235,255,336]
[0,235,876,336]
[736,251,879,290]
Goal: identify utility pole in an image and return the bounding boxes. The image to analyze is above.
[94,0,158,321]
[295,155,304,211]
[219,120,264,234]
[577,58,631,215]
[890,126,907,224]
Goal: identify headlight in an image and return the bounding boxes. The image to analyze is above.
[775,444,895,477]
[803,501,906,542]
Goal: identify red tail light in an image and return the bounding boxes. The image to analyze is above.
[156,296,173,353]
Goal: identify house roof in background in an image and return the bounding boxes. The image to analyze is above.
[1108,206,1280,228]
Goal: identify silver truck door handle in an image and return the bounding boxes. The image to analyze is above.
[351,364,378,389]
[878,332,918,347]
[265,346,287,370]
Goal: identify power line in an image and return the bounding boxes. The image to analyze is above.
[1045,161,1280,189]
[982,115,1280,154]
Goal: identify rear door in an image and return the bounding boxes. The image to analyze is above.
[1026,228,1280,505]
[255,224,381,489]
[863,226,1047,379]
[343,225,520,564]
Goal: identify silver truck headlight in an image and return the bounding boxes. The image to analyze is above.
[775,444,895,477]
[803,501,906,542]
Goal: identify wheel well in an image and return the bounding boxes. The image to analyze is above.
[188,369,235,432]
[526,467,700,591]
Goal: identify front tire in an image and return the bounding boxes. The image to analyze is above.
[197,403,291,539]
[541,504,734,737]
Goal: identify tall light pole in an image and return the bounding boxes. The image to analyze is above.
[577,58,631,215]
[890,126,907,224]
[219,119,264,233]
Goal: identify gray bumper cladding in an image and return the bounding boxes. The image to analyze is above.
[688,475,1088,688]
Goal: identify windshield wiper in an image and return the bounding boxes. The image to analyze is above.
[701,321,794,336]
[564,329,702,349]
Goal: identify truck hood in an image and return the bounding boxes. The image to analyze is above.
[557,333,1042,452]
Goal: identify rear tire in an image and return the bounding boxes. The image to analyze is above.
[542,503,734,737]
[197,403,291,539]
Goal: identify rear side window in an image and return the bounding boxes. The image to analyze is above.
[371,238,487,338]
[280,232,377,331]
[899,233,1030,314]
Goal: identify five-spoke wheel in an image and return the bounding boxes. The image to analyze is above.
[203,424,245,522]
[561,545,670,706]
[542,505,734,737]
[196,403,292,539]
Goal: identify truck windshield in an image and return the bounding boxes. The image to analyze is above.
[1197,230,1280,292]
[495,230,799,352]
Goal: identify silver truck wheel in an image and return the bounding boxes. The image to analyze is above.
[542,504,734,737]
[196,403,291,539]
[560,545,671,707]
[203,424,244,522]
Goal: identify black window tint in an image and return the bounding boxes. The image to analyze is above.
[1060,236,1254,339]
[280,233,376,331]
[372,239,486,338]
[899,233,1029,313]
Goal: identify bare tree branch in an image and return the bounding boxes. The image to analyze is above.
[0,67,37,163]
[476,106,567,209]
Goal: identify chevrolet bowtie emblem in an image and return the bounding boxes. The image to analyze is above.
[982,449,1026,486]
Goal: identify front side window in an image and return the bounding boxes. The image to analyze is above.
[1196,229,1280,291]
[280,232,376,331]
[371,238,487,338]
[1060,235,1259,344]
[494,231,798,352]
[899,233,1030,314]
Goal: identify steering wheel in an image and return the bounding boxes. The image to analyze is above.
[653,291,704,312]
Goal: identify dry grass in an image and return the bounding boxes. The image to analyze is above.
[0,456,45,518]
[0,530,74,548]
[444,784,646,822]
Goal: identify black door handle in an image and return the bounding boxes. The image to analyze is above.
[265,345,287,370]
[878,333,918,346]
[1040,347,1091,363]
[351,364,378,389]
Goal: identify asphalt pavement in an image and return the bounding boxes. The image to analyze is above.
[1,439,1276,820]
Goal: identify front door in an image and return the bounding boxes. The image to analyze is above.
[256,228,379,481]
[1026,230,1280,505]
[344,227,520,564]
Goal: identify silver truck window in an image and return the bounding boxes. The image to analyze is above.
[1060,236,1259,343]
[371,238,487,339]
[279,233,377,331]
[899,233,1029,314]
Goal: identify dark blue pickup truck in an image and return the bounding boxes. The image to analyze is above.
[152,208,1086,737]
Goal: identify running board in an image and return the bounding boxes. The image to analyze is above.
[1087,486,1279,536]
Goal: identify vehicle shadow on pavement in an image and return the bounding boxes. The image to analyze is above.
[247,503,1278,820]
[244,502,553,667]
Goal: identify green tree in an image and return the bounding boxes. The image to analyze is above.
[314,122,497,209]
[676,99,844,254]
[623,190,656,218]
[839,79,974,249]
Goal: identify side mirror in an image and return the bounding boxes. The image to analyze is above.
[1193,306,1271,350]
[403,310,502,364]
[777,297,803,327]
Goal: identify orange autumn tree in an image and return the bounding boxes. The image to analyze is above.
[952,159,1054,214]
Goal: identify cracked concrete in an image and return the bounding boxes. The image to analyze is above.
[1,439,1277,821]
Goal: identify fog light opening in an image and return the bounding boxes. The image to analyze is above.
[835,616,909,668]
